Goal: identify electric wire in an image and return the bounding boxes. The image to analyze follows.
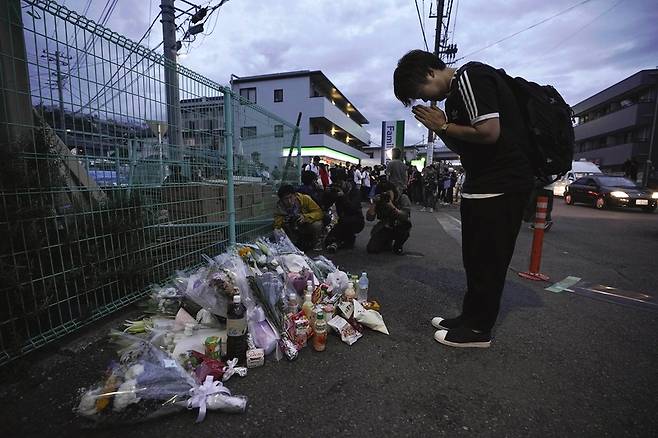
[415,0,430,51]
[545,0,625,54]
[454,0,595,63]
[74,11,163,114]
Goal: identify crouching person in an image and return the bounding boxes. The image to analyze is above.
[274,184,323,251]
[366,181,412,255]
[324,178,365,253]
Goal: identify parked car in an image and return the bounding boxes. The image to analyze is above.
[564,175,658,212]
[553,159,603,197]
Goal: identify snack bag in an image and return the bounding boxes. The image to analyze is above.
[327,315,362,345]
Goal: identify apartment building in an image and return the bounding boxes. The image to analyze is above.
[572,69,658,176]
[231,70,370,166]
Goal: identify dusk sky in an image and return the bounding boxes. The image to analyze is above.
[56,0,658,147]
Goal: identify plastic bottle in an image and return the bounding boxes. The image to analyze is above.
[344,282,356,301]
[312,311,327,352]
[357,272,369,303]
[287,292,299,315]
[226,294,247,364]
[301,292,314,320]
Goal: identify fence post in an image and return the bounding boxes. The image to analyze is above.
[518,195,550,281]
[223,89,236,246]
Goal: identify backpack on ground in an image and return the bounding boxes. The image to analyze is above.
[498,70,575,182]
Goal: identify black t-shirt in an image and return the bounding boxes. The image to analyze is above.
[444,62,534,194]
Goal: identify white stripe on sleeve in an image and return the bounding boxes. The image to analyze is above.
[458,77,475,122]
[462,71,480,123]
[472,113,499,124]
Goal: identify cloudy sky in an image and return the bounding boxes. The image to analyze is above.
[59,0,658,146]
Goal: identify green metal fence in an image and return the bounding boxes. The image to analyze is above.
[0,0,301,366]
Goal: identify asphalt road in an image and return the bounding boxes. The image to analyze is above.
[1,199,656,437]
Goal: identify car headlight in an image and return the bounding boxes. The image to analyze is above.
[652,192,658,199]
[610,191,629,198]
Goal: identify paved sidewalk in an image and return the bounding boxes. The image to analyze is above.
[1,204,656,438]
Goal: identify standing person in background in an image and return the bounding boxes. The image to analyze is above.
[445,171,457,204]
[395,49,533,348]
[386,148,407,195]
[362,166,372,201]
[454,171,465,202]
[318,163,331,189]
[353,164,363,195]
[421,165,438,212]
[305,156,321,175]
[409,167,424,204]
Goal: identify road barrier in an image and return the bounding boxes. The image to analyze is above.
[518,195,550,282]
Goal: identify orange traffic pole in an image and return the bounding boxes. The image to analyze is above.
[518,195,550,282]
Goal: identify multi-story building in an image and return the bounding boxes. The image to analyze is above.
[180,96,224,152]
[572,69,658,176]
[231,70,370,167]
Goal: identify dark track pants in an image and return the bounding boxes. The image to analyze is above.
[325,216,365,248]
[460,192,530,332]
[366,221,412,253]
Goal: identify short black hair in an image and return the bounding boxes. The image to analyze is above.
[313,156,321,162]
[277,184,296,199]
[392,148,402,159]
[393,49,446,107]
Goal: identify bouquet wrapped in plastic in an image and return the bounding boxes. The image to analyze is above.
[173,269,227,318]
[148,285,183,316]
[308,256,338,282]
[211,252,255,312]
[76,333,247,425]
[267,229,303,255]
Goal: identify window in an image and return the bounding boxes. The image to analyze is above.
[274,124,284,138]
[239,87,257,104]
[274,89,283,102]
[240,126,257,138]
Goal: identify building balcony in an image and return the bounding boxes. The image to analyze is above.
[307,97,370,144]
[305,133,368,160]
[574,102,654,141]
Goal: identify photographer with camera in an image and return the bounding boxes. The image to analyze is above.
[273,184,324,251]
[323,177,365,253]
[366,181,412,255]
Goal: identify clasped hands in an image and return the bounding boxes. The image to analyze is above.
[412,105,447,132]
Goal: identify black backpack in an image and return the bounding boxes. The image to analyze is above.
[498,70,575,182]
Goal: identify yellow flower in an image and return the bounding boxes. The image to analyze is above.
[237,247,252,258]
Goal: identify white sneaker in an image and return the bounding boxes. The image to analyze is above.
[420,207,426,212]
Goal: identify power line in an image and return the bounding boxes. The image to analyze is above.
[454,0,595,63]
[546,0,625,53]
[75,11,163,114]
[415,0,430,51]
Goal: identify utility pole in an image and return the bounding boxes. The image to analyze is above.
[42,49,72,146]
[1,0,33,149]
[425,0,445,166]
[161,0,183,162]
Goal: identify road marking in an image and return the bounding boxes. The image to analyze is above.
[435,213,462,243]
[545,276,581,293]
